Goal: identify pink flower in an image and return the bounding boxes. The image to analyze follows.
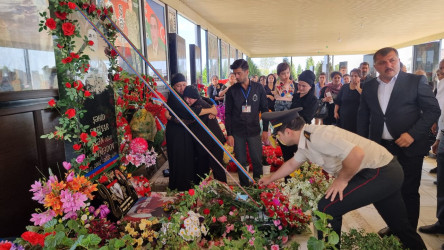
[30,210,56,226]
[246,224,255,234]
[282,235,289,244]
[76,154,85,163]
[30,181,45,204]
[278,225,282,230]
[94,204,110,219]
[217,215,227,223]
[225,224,234,234]
[60,190,87,213]
[62,161,71,170]
[273,219,281,226]
[129,137,148,154]
[271,244,280,250]
[272,198,280,206]
[248,237,255,246]
[66,171,74,182]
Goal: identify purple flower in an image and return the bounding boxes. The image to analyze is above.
[63,161,71,170]
[272,198,281,206]
[94,204,110,219]
[60,190,87,213]
[88,206,95,214]
[76,154,85,163]
[30,210,55,226]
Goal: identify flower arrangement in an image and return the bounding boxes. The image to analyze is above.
[197,83,208,97]
[282,161,333,211]
[129,175,152,197]
[216,104,225,124]
[263,145,284,171]
[123,218,160,248]
[121,137,158,173]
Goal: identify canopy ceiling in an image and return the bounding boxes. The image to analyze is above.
[177,0,444,57]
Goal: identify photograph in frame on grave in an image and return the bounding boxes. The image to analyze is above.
[144,0,168,89]
[100,0,144,75]
[207,32,219,79]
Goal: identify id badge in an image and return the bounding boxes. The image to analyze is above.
[242,105,251,113]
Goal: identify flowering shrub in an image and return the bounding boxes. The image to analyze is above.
[282,161,333,211]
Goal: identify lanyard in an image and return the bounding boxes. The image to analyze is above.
[241,86,251,105]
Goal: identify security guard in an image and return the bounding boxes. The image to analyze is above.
[258,108,425,250]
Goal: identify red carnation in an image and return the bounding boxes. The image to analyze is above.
[84,90,91,97]
[65,82,71,88]
[73,144,81,151]
[88,40,94,46]
[98,175,108,183]
[68,2,76,9]
[203,208,210,215]
[96,9,101,16]
[55,11,68,20]
[79,164,88,170]
[80,132,88,143]
[70,52,79,59]
[45,18,56,30]
[61,22,75,36]
[61,56,72,64]
[188,189,195,196]
[65,108,76,119]
[88,4,96,14]
[48,99,56,107]
[91,131,97,137]
[0,241,12,249]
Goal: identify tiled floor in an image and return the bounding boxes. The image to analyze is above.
[150,156,443,249]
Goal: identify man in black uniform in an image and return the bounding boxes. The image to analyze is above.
[225,59,269,186]
[183,85,227,183]
[259,109,426,250]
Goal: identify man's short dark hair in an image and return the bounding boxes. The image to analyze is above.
[277,62,290,76]
[360,62,370,68]
[330,71,342,79]
[275,116,306,134]
[230,59,249,71]
[343,74,350,77]
[320,72,326,76]
[373,47,399,63]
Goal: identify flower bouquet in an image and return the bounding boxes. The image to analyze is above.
[121,137,158,173]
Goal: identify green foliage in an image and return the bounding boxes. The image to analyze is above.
[296,65,302,77]
[202,67,208,85]
[246,58,261,78]
[307,211,339,250]
[341,228,403,250]
[315,61,323,80]
[305,57,315,70]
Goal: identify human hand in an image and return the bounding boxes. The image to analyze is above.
[324,96,333,103]
[432,140,440,154]
[165,110,172,120]
[209,114,216,119]
[334,112,340,120]
[258,176,272,186]
[325,178,348,201]
[227,136,234,147]
[210,106,218,115]
[395,132,414,147]
[261,131,268,144]
[431,123,438,135]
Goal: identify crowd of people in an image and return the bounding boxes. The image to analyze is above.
[165,47,444,249]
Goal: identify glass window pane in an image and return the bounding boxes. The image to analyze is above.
[220,40,229,79]
[177,14,196,84]
[207,32,219,81]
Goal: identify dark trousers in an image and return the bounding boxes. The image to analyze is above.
[381,139,423,229]
[317,159,425,250]
[436,138,444,224]
[194,143,227,183]
[233,134,263,186]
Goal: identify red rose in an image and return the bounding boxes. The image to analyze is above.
[108,7,113,13]
[73,144,81,151]
[59,1,66,6]
[70,52,79,59]
[113,74,120,81]
[48,99,56,107]
[65,82,71,88]
[61,22,75,36]
[203,208,210,215]
[84,90,91,97]
[76,81,83,91]
[0,242,12,249]
[45,18,56,30]
[65,108,76,119]
[218,200,224,205]
[68,2,76,9]
[91,131,97,137]
[88,4,96,14]
[118,66,123,72]
[61,56,72,64]
[57,43,64,49]
[80,132,88,143]
[88,40,94,46]
[98,175,108,183]
[103,8,108,15]
[55,11,68,20]
[92,145,99,153]
[110,49,117,57]
[96,9,101,16]
[188,189,195,196]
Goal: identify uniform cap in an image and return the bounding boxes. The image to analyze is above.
[261,108,302,135]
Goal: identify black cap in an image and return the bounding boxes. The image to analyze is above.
[261,108,302,135]
[298,70,316,86]
[183,85,201,100]
[171,73,186,86]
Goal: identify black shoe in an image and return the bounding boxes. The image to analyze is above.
[418,223,444,234]
[430,167,438,173]
[441,243,444,250]
[435,181,438,185]
[378,227,393,237]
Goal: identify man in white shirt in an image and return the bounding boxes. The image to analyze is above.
[259,108,425,250]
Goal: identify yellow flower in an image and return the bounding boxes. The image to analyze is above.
[142,231,149,238]
[136,237,143,246]
[127,173,132,178]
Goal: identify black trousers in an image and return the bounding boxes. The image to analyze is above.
[317,159,425,250]
[381,139,423,229]
[194,143,227,183]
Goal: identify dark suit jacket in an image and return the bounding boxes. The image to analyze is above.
[357,71,440,157]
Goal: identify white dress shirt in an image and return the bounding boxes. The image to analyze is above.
[376,74,398,140]
[436,78,444,140]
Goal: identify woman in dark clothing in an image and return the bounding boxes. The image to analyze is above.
[264,74,276,111]
[207,75,225,105]
[183,86,227,183]
[319,71,342,125]
[280,70,318,162]
[165,73,216,191]
[334,68,362,133]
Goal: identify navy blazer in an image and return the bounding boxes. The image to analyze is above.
[357,71,440,157]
